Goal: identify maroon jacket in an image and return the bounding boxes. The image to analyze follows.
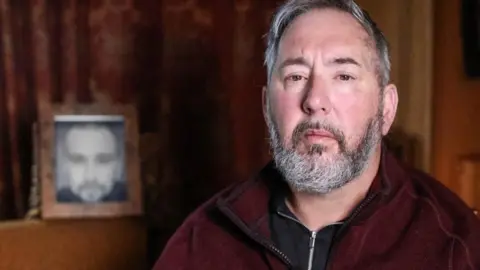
[153,150,480,269]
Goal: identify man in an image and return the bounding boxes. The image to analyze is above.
[57,123,127,203]
[154,0,480,269]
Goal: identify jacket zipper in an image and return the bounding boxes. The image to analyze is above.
[307,231,317,270]
[218,205,293,267]
[277,211,342,270]
[326,192,378,270]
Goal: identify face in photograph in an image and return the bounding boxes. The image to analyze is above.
[62,124,122,203]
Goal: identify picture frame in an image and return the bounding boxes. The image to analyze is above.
[461,0,480,77]
[39,103,142,219]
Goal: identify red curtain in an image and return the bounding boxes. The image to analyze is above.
[0,0,38,219]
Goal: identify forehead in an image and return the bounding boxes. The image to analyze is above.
[65,126,116,153]
[278,8,374,66]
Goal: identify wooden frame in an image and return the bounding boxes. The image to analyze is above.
[39,103,142,219]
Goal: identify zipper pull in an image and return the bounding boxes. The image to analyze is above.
[307,231,317,270]
[309,231,317,248]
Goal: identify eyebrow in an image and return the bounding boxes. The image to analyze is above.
[278,57,311,70]
[327,57,362,67]
[278,56,362,71]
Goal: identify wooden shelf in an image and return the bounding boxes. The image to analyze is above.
[0,218,146,270]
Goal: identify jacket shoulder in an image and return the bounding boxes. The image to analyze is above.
[408,168,480,268]
[153,177,257,269]
[409,168,477,222]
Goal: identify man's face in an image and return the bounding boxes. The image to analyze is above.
[265,8,396,194]
[64,125,119,202]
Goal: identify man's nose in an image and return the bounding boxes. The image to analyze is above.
[84,161,96,181]
[301,76,332,115]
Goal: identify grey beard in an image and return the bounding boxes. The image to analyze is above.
[265,100,383,195]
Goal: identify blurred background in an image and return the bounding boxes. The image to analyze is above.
[0,0,479,269]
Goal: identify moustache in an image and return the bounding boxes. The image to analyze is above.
[79,180,107,193]
[292,121,346,151]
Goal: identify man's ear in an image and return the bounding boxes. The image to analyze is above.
[381,83,398,135]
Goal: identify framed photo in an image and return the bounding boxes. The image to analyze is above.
[39,103,142,219]
[461,0,480,77]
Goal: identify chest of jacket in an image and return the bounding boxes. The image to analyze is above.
[207,187,454,270]
[193,217,452,270]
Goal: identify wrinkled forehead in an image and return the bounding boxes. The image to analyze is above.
[277,8,376,70]
[65,126,117,154]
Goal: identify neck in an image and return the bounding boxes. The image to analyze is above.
[286,145,382,231]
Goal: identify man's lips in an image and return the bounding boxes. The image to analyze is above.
[304,129,335,139]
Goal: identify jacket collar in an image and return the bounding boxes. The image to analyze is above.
[216,161,278,239]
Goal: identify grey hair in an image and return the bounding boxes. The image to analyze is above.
[264,0,391,88]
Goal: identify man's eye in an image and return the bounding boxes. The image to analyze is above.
[97,154,115,164]
[68,154,84,163]
[286,75,306,82]
[338,74,354,81]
